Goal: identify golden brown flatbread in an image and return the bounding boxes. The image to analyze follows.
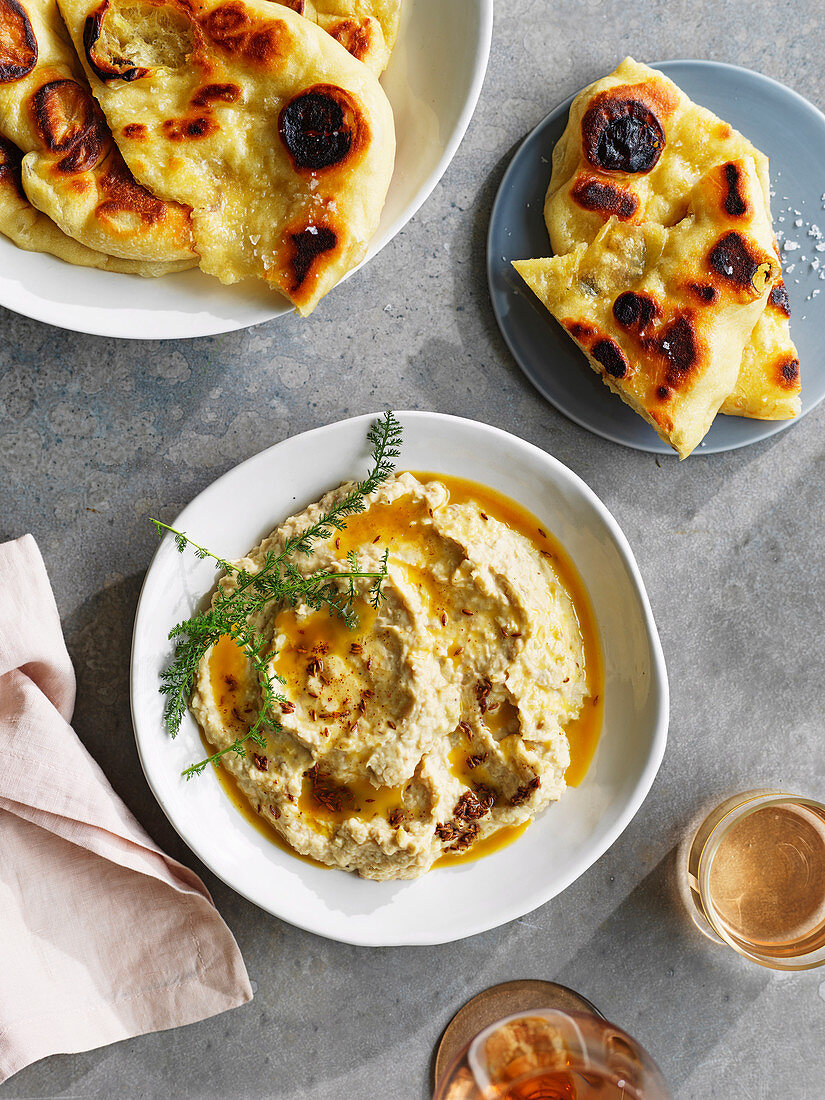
[0,0,196,263]
[0,132,192,271]
[57,0,395,314]
[545,57,800,422]
[278,0,402,74]
[719,271,799,419]
[514,157,779,459]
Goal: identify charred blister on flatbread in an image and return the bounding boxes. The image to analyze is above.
[0,134,24,198]
[121,122,147,140]
[565,320,597,344]
[284,221,338,295]
[708,231,774,294]
[657,315,701,386]
[769,280,791,318]
[328,17,374,64]
[592,338,629,379]
[201,0,246,44]
[83,0,149,82]
[775,355,800,391]
[0,0,37,83]
[201,2,288,63]
[31,80,109,173]
[244,26,285,62]
[720,161,750,218]
[612,290,660,332]
[162,114,219,141]
[581,95,665,174]
[190,81,241,107]
[571,177,639,219]
[95,153,169,228]
[688,282,719,305]
[279,84,365,172]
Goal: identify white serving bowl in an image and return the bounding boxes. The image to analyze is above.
[0,0,493,338]
[131,412,669,945]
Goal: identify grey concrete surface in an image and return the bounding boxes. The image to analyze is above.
[2,1,825,1097]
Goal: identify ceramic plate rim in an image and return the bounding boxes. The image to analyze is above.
[488,58,825,456]
[0,0,493,340]
[130,411,669,945]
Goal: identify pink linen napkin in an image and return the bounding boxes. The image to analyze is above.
[0,534,253,1084]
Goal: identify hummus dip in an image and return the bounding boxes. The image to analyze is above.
[191,471,599,880]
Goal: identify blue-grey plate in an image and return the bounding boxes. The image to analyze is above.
[488,60,825,456]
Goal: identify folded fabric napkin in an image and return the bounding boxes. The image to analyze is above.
[0,535,252,1084]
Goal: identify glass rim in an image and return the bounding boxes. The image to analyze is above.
[433,1007,670,1099]
[696,791,825,970]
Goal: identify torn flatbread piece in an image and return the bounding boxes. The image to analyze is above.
[278,0,402,74]
[0,0,196,263]
[0,131,192,272]
[514,157,779,458]
[58,0,395,314]
[545,56,774,252]
[545,56,800,422]
[719,273,800,419]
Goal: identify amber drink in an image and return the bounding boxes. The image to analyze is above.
[433,1009,670,1099]
[683,790,825,969]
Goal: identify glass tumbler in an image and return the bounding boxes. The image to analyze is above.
[679,788,825,970]
[433,1008,670,1100]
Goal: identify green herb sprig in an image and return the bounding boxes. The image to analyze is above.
[153,411,402,778]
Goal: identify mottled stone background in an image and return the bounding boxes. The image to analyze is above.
[2,1,825,1097]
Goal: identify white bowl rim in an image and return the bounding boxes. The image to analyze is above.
[130,410,670,944]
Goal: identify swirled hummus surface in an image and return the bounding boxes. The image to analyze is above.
[191,471,600,880]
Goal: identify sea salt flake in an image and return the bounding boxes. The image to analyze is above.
[794,218,804,228]
[783,241,800,251]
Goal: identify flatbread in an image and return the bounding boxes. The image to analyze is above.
[0,132,192,272]
[514,157,780,459]
[719,270,800,419]
[279,0,402,74]
[545,57,800,421]
[0,0,196,262]
[57,0,395,314]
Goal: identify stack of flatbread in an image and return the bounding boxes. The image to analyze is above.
[0,0,400,313]
[513,58,800,458]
